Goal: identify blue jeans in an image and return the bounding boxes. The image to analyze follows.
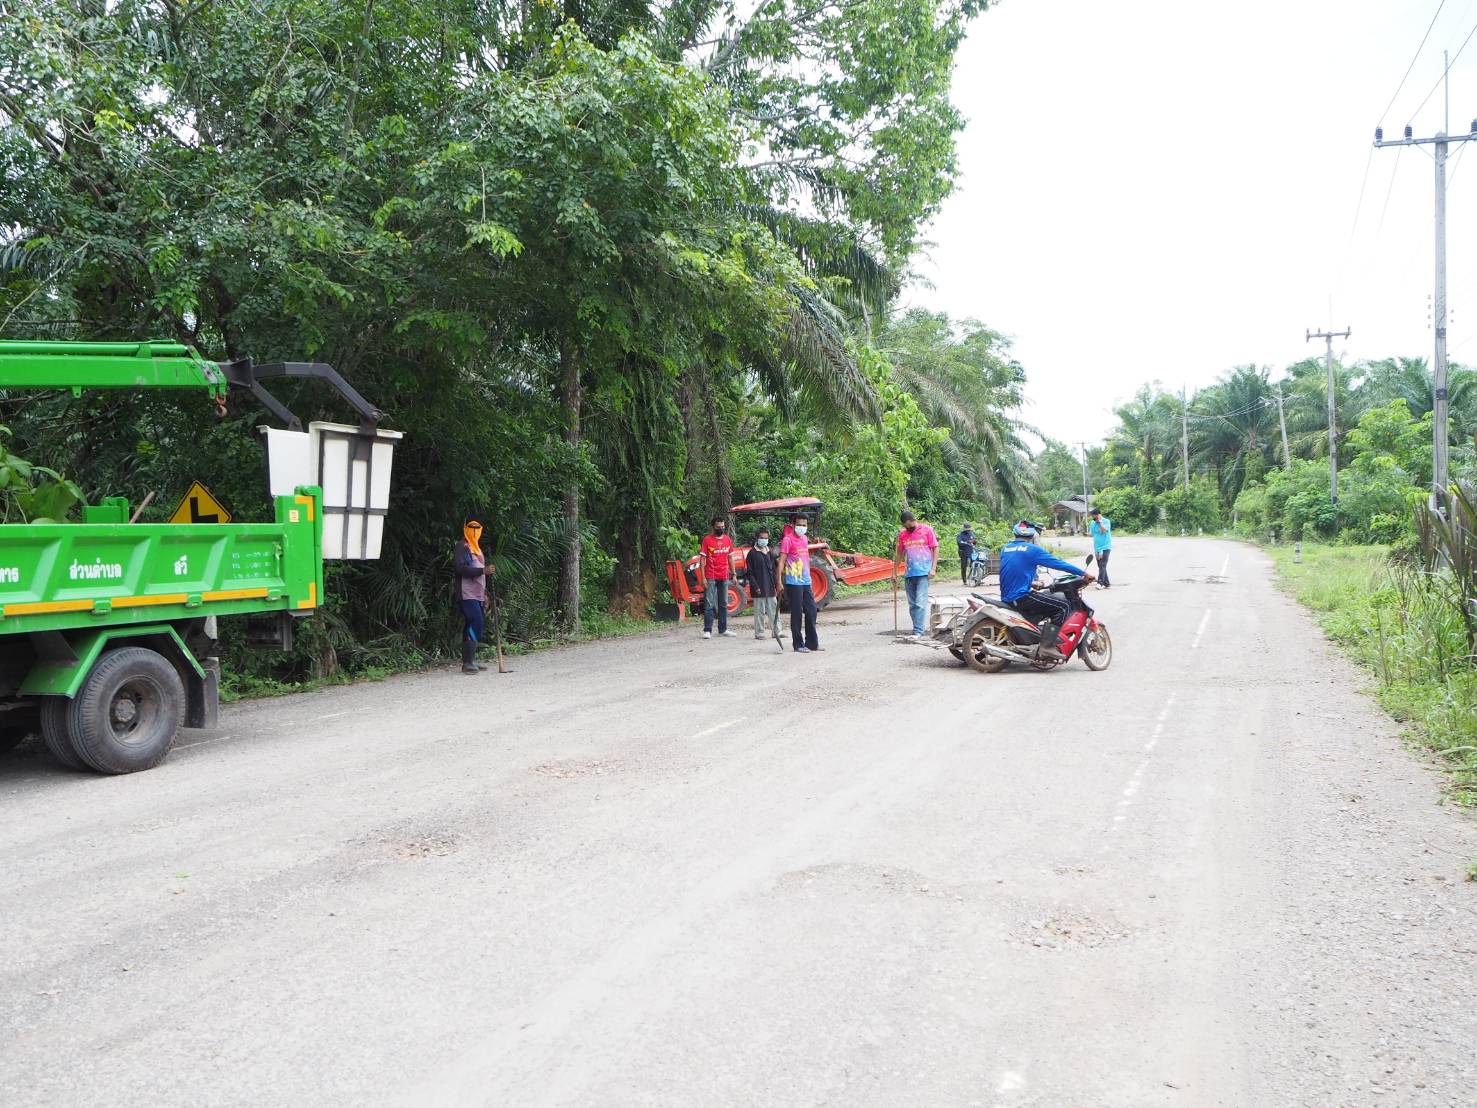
[904,575,930,635]
[703,580,728,633]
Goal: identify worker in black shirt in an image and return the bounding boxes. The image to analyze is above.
[746,527,778,640]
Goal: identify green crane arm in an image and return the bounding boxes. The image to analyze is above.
[0,340,382,430]
[0,340,226,397]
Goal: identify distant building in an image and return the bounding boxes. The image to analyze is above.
[1051,497,1090,534]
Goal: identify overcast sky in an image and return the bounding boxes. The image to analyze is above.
[911,0,1477,449]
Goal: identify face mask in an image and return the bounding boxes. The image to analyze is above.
[794,525,808,536]
[905,524,916,532]
[715,526,725,534]
[756,538,769,549]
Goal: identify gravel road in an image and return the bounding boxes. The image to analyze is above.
[2,537,1474,1107]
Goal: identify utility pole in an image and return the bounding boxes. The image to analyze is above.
[1076,443,1091,511]
[1306,327,1350,504]
[1273,382,1292,469]
[1374,54,1474,510]
[1179,385,1190,491]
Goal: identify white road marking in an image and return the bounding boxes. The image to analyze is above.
[1111,693,1177,830]
[1190,609,1212,650]
[1218,553,1230,578]
[692,720,739,739]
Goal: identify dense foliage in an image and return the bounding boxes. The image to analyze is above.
[1039,358,1477,545]
[1,0,1034,683]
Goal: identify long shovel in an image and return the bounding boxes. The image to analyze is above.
[892,565,900,639]
[487,572,510,674]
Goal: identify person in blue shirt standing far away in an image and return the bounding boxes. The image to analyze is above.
[1089,506,1113,589]
[895,509,939,638]
[998,520,1095,655]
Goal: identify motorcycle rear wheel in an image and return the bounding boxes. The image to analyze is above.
[963,617,1012,674]
[1078,626,1113,671]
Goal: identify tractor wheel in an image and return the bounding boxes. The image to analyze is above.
[67,647,184,775]
[40,697,87,771]
[811,566,836,609]
[726,581,747,616]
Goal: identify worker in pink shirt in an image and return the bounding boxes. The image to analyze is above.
[895,509,938,637]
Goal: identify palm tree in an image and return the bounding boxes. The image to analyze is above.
[1110,385,1179,492]
[877,309,1036,503]
[1189,366,1277,503]
[1362,355,1477,440]
[1280,356,1367,461]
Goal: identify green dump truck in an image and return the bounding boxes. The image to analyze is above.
[0,340,400,774]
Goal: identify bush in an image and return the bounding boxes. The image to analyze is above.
[1094,485,1156,531]
[1233,483,1267,534]
[1157,478,1221,532]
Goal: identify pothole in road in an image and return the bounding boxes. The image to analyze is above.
[529,757,624,779]
[777,862,951,898]
[1014,909,1130,950]
[1176,575,1228,585]
[790,685,875,703]
[654,676,725,690]
[357,826,460,860]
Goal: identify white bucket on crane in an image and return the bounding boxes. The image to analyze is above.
[260,422,403,559]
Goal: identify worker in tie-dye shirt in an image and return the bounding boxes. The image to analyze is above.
[894,509,938,637]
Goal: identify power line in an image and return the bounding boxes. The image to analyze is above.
[1378,145,1405,233]
[1448,138,1472,186]
[1381,0,1448,125]
[1408,20,1477,122]
[1347,146,1376,248]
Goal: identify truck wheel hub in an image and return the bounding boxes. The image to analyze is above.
[112,695,139,725]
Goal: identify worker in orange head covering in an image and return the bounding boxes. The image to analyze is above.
[454,519,496,674]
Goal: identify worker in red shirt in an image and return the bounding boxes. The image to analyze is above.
[699,515,736,639]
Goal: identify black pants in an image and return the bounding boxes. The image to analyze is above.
[958,547,972,585]
[785,583,819,650]
[1010,590,1071,635]
[1092,549,1111,586]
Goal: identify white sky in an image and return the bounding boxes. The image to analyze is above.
[911,0,1477,448]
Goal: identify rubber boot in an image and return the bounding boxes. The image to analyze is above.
[1035,621,1059,656]
[462,638,481,674]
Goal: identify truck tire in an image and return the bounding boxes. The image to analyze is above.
[67,647,184,775]
[40,697,88,771]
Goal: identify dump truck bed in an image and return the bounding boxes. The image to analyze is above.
[0,491,322,638]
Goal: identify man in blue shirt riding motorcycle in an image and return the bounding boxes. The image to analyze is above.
[996,520,1094,651]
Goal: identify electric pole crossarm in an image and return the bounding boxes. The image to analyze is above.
[1373,132,1477,148]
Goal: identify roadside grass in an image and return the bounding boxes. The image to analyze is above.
[1268,543,1477,813]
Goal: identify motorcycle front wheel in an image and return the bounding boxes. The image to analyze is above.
[1078,626,1113,670]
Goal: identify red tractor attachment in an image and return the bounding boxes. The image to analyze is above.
[664,497,903,618]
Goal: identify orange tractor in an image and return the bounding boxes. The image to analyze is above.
[665,497,903,618]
